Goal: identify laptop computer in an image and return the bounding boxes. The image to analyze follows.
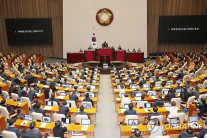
[81,118,91,126]
[17,97,23,103]
[82,103,91,109]
[155,82,161,88]
[143,84,149,89]
[61,118,71,127]
[188,116,201,128]
[148,91,156,96]
[166,81,172,86]
[124,104,129,109]
[144,103,152,108]
[149,77,154,81]
[163,90,169,95]
[60,92,67,96]
[128,119,138,129]
[42,116,51,123]
[24,115,33,121]
[170,117,180,129]
[78,85,84,89]
[89,93,95,98]
[46,101,53,106]
[90,85,96,90]
[164,102,170,107]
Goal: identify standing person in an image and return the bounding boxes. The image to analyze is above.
[6,118,21,138]
[53,120,67,138]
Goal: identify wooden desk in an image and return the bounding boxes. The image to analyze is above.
[0,82,9,92]
[35,93,45,104]
[0,115,6,131]
[6,99,29,114]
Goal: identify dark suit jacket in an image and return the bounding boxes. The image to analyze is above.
[198,129,207,138]
[25,128,42,138]
[49,98,60,106]
[147,112,160,120]
[124,109,137,115]
[180,91,189,102]
[18,90,27,97]
[53,126,67,138]
[34,108,46,116]
[1,104,12,113]
[177,73,185,80]
[44,88,50,99]
[178,133,194,138]
[7,126,21,138]
[59,106,69,117]
[69,94,78,101]
[154,99,164,107]
[165,93,176,102]
[9,86,16,96]
[12,77,21,84]
[83,97,94,106]
[77,111,90,119]
[26,75,36,86]
[28,91,36,102]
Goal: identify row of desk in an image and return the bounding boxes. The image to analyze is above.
[67,49,144,63]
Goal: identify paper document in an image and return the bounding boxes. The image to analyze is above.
[144,109,149,112]
[135,97,141,100]
[43,106,53,110]
[21,120,29,125]
[151,96,157,99]
[121,109,126,113]
[81,125,89,131]
[57,96,65,99]
[40,122,47,128]
[116,98,121,101]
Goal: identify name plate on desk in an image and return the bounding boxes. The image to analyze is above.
[103,64,108,68]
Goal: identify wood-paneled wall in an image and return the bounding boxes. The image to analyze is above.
[147,0,207,55]
[0,0,63,58]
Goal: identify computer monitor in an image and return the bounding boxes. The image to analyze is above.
[81,119,91,125]
[176,89,182,93]
[121,93,125,98]
[131,84,137,89]
[166,81,171,86]
[163,90,169,95]
[42,116,51,123]
[94,75,97,79]
[52,77,56,80]
[149,77,154,81]
[159,76,163,80]
[115,75,118,78]
[17,97,23,103]
[66,84,72,88]
[39,89,42,94]
[148,91,156,96]
[164,102,170,107]
[148,119,155,125]
[81,79,86,83]
[135,92,142,97]
[24,115,33,121]
[116,79,121,83]
[90,85,96,90]
[189,116,199,123]
[76,93,81,97]
[66,103,71,108]
[128,119,138,126]
[60,92,66,96]
[144,103,152,108]
[125,74,129,78]
[61,118,71,124]
[92,80,96,83]
[84,75,88,78]
[56,83,61,87]
[61,77,65,81]
[82,103,91,109]
[197,84,202,89]
[76,70,79,73]
[176,80,181,84]
[37,81,41,84]
[144,73,148,76]
[124,104,129,109]
[71,79,75,82]
[4,95,10,101]
[78,85,84,89]
[170,117,180,125]
[46,101,53,106]
[89,93,95,98]
[74,74,78,77]
[155,82,161,87]
[143,84,149,89]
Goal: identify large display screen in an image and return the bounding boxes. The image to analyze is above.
[6,18,53,45]
[158,15,207,44]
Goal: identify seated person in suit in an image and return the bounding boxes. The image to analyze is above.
[28,88,37,102]
[83,93,94,106]
[44,87,50,100]
[79,48,83,53]
[49,93,60,106]
[72,86,79,93]
[180,87,190,103]
[77,105,90,119]
[178,127,195,138]
[6,118,21,138]
[102,41,108,48]
[139,78,146,87]
[53,120,67,138]
[118,45,122,50]
[147,106,160,120]
[129,129,143,138]
[132,48,136,53]
[69,91,78,101]
[0,99,14,113]
[196,98,207,117]
[165,88,176,102]
[23,121,42,138]
[137,48,141,53]
[12,74,21,84]
[59,100,70,117]
[154,94,164,107]
[124,103,136,115]
[198,121,207,138]
[34,103,46,116]
[9,83,16,96]
[140,94,146,101]
[88,45,92,50]
[177,70,185,80]
[18,86,27,98]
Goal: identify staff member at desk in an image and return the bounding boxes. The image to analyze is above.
[77,105,90,119]
[196,98,207,117]
[69,91,78,101]
[34,103,46,116]
[22,121,42,138]
[59,100,70,117]
[124,103,136,115]
[49,93,60,106]
[165,88,176,102]
[7,118,22,138]
[147,106,160,120]
[53,120,67,138]
[83,93,94,106]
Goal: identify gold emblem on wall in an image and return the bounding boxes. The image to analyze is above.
[96,8,114,26]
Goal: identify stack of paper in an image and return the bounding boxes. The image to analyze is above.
[151,96,157,99]
[57,96,65,99]
[40,122,47,128]
[81,125,89,131]
[43,106,53,110]
[121,109,126,113]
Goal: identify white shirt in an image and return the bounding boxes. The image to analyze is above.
[166,106,178,118]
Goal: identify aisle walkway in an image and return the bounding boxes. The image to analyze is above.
[95,74,120,138]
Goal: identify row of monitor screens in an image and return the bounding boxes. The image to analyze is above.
[23,115,91,125]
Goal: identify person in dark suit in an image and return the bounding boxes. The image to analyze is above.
[124,103,137,115]
[72,86,79,93]
[53,120,67,138]
[147,106,160,120]
[24,121,42,138]
[44,87,50,100]
[83,93,94,106]
[178,127,195,138]
[0,99,13,113]
[49,93,60,106]
[12,75,21,84]
[69,91,78,101]
[129,129,143,138]
[80,74,86,80]
[18,86,27,98]
[198,121,207,138]
[139,78,146,87]
[34,103,46,116]
[196,98,207,117]
[6,118,21,138]
[26,72,36,87]
[103,41,108,48]
[180,86,191,103]
[77,105,90,119]
[193,86,200,100]
[154,94,164,107]
[28,89,37,102]
[9,83,16,96]
[165,88,176,102]
[177,70,185,80]
[59,101,69,117]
